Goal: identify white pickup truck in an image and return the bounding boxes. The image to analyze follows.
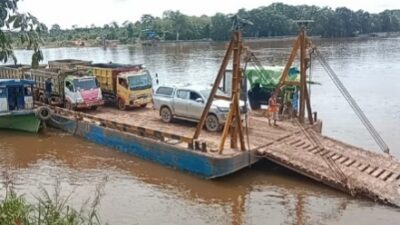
[153,84,247,132]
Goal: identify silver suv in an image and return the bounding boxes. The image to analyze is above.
[153,85,246,132]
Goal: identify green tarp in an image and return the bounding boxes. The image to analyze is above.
[245,66,300,89]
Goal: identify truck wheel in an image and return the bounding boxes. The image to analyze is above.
[90,106,98,110]
[140,103,147,108]
[118,98,126,110]
[160,107,172,123]
[205,114,220,132]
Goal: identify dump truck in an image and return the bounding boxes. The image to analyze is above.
[245,66,301,109]
[28,68,104,110]
[82,63,153,110]
[48,59,92,70]
[0,64,46,80]
[221,66,301,110]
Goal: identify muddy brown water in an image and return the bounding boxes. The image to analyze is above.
[1,37,400,224]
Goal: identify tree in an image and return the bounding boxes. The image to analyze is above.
[51,24,60,30]
[50,24,61,35]
[126,22,135,39]
[15,2,400,48]
[141,14,155,30]
[163,10,188,41]
[210,13,231,41]
[0,0,46,67]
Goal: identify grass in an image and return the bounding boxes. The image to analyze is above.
[0,172,108,225]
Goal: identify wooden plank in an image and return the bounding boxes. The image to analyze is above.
[359,164,370,172]
[331,154,342,161]
[338,157,349,164]
[295,141,307,148]
[371,168,385,178]
[386,174,398,183]
[365,166,377,175]
[378,170,392,180]
[344,159,356,167]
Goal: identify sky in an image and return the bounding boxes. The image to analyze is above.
[18,0,400,29]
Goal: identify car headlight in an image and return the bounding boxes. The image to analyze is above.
[217,106,230,112]
[77,98,84,103]
[97,90,103,100]
[240,105,248,114]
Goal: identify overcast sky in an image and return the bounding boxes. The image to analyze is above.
[18,0,400,28]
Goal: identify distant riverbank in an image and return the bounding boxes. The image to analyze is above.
[35,31,400,50]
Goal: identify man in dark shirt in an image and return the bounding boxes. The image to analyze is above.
[45,78,53,103]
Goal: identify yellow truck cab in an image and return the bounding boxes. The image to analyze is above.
[85,63,153,110]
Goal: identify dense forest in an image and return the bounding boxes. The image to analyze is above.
[40,3,400,46]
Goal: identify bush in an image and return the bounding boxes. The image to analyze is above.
[0,174,108,225]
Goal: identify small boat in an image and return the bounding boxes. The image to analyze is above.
[0,79,51,133]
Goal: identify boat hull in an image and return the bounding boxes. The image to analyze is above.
[49,115,260,179]
[0,113,41,133]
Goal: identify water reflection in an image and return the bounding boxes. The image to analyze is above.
[2,130,389,225]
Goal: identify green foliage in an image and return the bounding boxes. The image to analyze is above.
[0,175,108,225]
[0,190,31,225]
[0,0,45,67]
[210,13,231,41]
[39,3,400,45]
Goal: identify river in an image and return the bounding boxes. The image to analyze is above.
[1,37,400,224]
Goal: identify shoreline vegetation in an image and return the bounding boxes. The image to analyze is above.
[12,31,399,50]
[19,3,400,49]
[0,173,108,225]
[29,31,398,50]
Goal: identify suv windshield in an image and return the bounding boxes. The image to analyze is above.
[200,88,228,100]
[128,73,152,90]
[74,78,97,91]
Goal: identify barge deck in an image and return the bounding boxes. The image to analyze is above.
[47,104,400,207]
[48,104,321,178]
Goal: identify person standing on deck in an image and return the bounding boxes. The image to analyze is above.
[267,93,280,126]
[292,88,299,119]
[45,78,53,104]
[281,90,293,120]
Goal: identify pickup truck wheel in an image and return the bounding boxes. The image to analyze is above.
[205,114,220,132]
[65,101,74,111]
[140,103,147,108]
[118,98,126,110]
[160,107,172,123]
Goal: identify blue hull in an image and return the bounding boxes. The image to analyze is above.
[49,116,260,179]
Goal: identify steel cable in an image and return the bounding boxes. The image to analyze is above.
[314,48,390,154]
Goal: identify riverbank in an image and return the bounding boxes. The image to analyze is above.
[35,31,400,50]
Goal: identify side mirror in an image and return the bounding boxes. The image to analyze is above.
[195,98,204,104]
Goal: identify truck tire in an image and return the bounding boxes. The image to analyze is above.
[160,107,172,123]
[118,98,126,110]
[35,106,52,121]
[140,103,147,108]
[205,114,220,132]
